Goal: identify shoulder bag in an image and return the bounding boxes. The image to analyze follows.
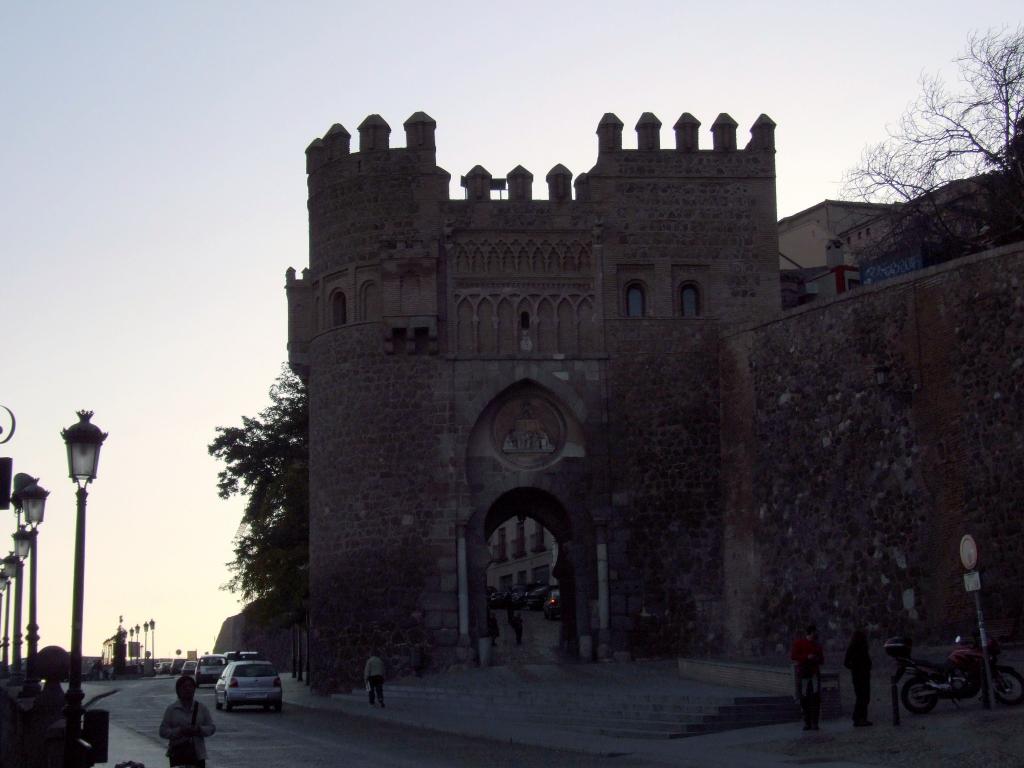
[167,703,200,766]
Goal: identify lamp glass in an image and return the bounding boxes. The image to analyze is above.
[67,442,101,482]
[23,494,46,525]
[13,530,31,559]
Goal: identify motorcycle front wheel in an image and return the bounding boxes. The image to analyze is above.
[901,677,939,714]
[993,667,1024,706]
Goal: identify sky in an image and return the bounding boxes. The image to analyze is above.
[1,1,1020,661]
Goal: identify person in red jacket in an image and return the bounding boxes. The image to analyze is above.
[790,624,824,730]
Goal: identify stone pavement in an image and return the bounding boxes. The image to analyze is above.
[279,663,872,767]
[277,655,1024,768]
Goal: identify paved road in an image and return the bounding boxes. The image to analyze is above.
[94,677,655,767]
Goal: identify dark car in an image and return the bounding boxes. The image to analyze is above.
[224,650,264,662]
[543,588,562,620]
[505,584,530,608]
[169,658,187,675]
[524,584,552,610]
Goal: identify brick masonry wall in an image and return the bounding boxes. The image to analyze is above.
[721,243,1024,655]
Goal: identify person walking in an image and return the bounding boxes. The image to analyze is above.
[364,652,385,708]
[509,612,524,646]
[790,624,824,731]
[487,612,499,647]
[160,675,215,767]
[844,628,873,726]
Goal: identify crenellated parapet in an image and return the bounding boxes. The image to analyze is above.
[596,110,775,154]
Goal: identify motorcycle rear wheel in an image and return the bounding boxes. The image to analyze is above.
[901,678,939,714]
[993,668,1024,706]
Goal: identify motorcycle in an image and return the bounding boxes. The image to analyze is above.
[884,635,1024,714]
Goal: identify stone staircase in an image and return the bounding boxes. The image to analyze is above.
[332,677,800,739]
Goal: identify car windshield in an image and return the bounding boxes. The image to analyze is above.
[234,664,276,678]
[199,657,225,666]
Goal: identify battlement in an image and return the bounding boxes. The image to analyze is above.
[305,110,776,183]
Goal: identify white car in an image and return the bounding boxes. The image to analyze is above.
[214,661,283,712]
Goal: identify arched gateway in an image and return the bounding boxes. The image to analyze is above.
[458,380,602,665]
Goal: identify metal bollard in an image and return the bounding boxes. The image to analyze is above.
[82,708,109,764]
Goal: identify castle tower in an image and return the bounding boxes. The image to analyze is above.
[287,108,780,690]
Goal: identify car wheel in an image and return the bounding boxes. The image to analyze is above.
[273,702,283,712]
[225,700,233,712]
[215,700,222,710]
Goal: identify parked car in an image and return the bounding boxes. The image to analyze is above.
[506,584,530,608]
[543,588,561,620]
[181,660,198,679]
[524,584,552,610]
[169,658,187,675]
[223,650,265,662]
[214,661,283,712]
[196,654,228,686]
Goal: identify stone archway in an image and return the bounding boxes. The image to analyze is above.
[467,487,588,665]
[457,378,603,665]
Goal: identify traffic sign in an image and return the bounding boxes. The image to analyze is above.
[960,534,978,570]
[964,570,981,592]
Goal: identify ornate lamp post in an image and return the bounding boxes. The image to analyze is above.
[134,624,140,665]
[0,563,9,676]
[10,527,30,685]
[61,410,107,768]
[13,477,47,697]
[150,618,155,662]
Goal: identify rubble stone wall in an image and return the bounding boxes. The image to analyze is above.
[721,242,1024,655]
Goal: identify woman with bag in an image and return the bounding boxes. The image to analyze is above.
[160,675,216,767]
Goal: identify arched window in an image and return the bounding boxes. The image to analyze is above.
[680,284,701,317]
[361,281,379,321]
[520,311,530,330]
[625,284,645,318]
[331,292,347,326]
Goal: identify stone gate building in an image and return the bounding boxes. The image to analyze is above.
[285,111,1024,691]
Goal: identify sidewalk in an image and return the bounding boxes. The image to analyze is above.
[280,658,1024,768]
[280,672,874,768]
[81,683,168,767]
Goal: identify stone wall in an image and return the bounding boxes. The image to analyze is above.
[604,318,724,656]
[721,242,1024,655]
[307,323,455,692]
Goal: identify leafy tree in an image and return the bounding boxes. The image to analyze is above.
[209,366,308,625]
[845,27,1024,262]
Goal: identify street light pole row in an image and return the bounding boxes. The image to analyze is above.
[1,408,107,768]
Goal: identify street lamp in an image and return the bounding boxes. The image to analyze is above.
[129,628,135,665]
[150,618,155,662]
[61,410,107,768]
[9,528,29,685]
[13,478,47,697]
[134,624,140,664]
[0,563,9,676]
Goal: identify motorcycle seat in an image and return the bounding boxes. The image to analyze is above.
[910,657,954,671]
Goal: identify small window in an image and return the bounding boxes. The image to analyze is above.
[626,284,645,317]
[520,311,530,330]
[680,284,701,317]
[332,292,347,326]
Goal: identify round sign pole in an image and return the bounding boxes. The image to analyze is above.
[960,535,994,709]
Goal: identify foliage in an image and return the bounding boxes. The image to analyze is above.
[845,27,1024,261]
[208,366,308,625]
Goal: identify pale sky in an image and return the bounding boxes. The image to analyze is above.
[1,1,1019,660]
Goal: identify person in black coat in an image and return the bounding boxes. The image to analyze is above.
[844,628,873,726]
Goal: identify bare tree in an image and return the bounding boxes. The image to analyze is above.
[845,27,1024,262]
